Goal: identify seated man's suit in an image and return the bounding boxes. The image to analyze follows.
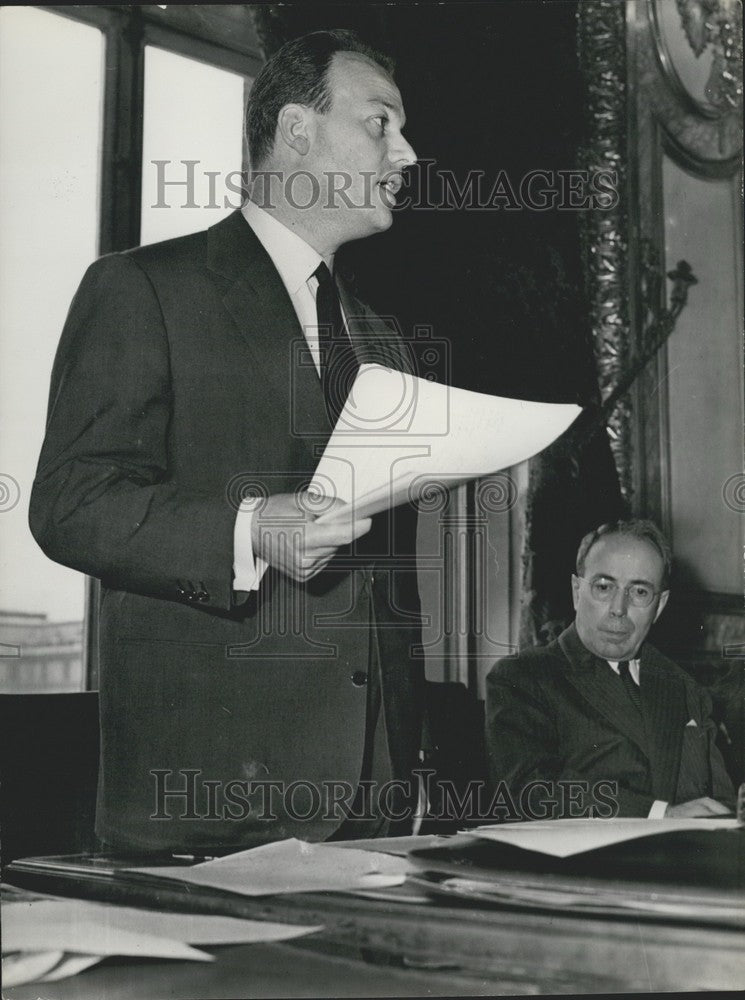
[486,623,734,817]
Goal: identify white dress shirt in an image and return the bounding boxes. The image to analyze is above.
[607,658,640,685]
[233,201,333,592]
[607,658,668,818]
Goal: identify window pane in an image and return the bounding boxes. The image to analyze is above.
[141,46,248,245]
[0,7,103,692]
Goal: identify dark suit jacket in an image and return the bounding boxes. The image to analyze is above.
[485,623,734,817]
[30,210,424,852]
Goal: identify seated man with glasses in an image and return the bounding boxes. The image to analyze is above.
[486,519,735,819]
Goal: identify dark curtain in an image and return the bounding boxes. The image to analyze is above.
[250,1,625,648]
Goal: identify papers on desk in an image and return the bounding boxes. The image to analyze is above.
[3,951,103,989]
[408,822,745,927]
[467,817,741,858]
[410,874,745,927]
[129,837,413,896]
[1,892,322,987]
[310,364,581,521]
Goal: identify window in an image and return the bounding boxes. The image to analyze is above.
[0,5,261,691]
[141,45,248,244]
[0,6,103,692]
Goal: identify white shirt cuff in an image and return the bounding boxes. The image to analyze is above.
[233,500,268,592]
[648,799,668,819]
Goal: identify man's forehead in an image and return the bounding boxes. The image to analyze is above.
[585,534,664,581]
[327,51,404,115]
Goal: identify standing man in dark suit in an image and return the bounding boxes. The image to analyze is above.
[30,30,425,852]
[486,520,734,819]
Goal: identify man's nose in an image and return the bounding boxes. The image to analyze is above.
[389,133,417,168]
[609,586,629,616]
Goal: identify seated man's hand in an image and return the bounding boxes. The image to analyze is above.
[251,493,371,582]
[664,796,733,818]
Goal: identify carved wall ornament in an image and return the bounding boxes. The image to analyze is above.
[674,0,743,112]
[577,0,632,501]
[650,0,743,154]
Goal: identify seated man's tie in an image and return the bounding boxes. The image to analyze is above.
[618,660,642,712]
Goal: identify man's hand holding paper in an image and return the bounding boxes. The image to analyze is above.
[251,493,372,583]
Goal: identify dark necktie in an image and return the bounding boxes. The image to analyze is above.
[313,262,360,426]
[618,660,641,712]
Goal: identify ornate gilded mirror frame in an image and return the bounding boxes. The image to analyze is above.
[579,0,743,658]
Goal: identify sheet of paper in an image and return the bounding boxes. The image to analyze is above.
[2,951,66,989]
[2,905,210,961]
[128,837,412,896]
[2,951,104,990]
[3,897,321,945]
[310,364,581,521]
[467,817,741,858]
[1,896,321,987]
[39,953,104,982]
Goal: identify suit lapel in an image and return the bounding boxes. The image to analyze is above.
[205,214,409,461]
[337,279,411,371]
[559,624,648,754]
[639,647,686,801]
[206,211,331,454]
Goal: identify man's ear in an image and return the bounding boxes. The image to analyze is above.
[653,589,670,622]
[571,574,580,611]
[276,104,311,156]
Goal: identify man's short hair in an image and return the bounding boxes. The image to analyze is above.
[246,29,396,169]
[575,519,672,590]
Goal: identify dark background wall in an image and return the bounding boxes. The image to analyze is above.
[253,1,597,403]
[252,1,626,639]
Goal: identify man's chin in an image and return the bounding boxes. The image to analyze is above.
[595,633,638,660]
[340,210,393,244]
[370,205,394,231]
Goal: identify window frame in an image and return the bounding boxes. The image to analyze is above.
[39,5,264,687]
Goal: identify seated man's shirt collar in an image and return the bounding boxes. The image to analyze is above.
[607,658,641,685]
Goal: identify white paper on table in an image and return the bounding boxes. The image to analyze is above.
[128,837,412,896]
[467,817,740,858]
[2,950,65,988]
[1,906,210,961]
[39,953,104,982]
[309,364,581,522]
[2,898,321,946]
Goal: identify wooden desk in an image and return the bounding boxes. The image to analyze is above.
[5,833,744,997]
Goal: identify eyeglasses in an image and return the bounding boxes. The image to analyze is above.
[577,576,662,609]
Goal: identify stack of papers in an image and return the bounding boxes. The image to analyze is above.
[4,838,410,985]
[412,874,745,926]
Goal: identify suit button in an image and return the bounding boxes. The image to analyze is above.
[196,591,209,602]
[176,586,187,598]
[351,671,368,687]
